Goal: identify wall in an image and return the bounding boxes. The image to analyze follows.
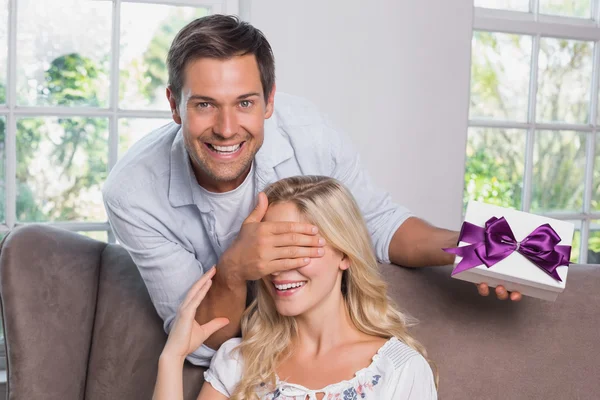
[249,0,473,230]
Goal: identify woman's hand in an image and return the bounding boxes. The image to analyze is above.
[161,266,230,362]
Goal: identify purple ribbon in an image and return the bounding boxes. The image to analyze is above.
[443,217,571,282]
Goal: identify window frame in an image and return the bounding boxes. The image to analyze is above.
[0,0,243,238]
[0,0,245,378]
[470,0,600,264]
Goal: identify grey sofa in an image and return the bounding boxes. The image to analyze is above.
[0,225,599,400]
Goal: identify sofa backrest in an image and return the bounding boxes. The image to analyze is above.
[0,225,204,400]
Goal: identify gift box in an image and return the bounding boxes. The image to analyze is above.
[444,201,574,301]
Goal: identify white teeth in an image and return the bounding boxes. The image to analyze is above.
[211,144,241,153]
[274,282,306,291]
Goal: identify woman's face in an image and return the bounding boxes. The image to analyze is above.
[261,202,349,317]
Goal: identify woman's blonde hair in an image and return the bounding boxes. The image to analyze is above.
[230,176,436,399]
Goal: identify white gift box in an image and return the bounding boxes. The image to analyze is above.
[450,201,574,301]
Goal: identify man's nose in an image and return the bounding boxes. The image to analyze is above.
[213,108,238,139]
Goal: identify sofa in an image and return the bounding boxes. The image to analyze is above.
[0,225,599,400]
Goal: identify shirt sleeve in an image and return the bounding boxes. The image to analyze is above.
[390,354,438,400]
[325,120,413,263]
[203,338,244,397]
[103,195,216,367]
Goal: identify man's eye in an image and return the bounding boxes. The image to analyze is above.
[198,102,210,108]
[240,100,252,108]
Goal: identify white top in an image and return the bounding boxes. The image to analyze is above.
[204,337,437,400]
[197,163,256,253]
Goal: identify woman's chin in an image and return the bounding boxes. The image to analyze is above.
[275,304,304,317]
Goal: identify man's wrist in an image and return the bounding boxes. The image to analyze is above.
[214,260,247,291]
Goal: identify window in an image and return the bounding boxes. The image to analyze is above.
[0,0,242,373]
[466,0,600,264]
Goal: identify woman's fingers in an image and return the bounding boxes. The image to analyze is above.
[181,266,216,309]
[199,318,230,341]
[189,278,213,311]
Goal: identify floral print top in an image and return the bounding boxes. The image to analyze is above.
[204,337,437,400]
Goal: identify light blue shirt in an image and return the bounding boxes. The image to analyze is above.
[102,93,412,367]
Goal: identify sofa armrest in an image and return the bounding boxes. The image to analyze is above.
[0,225,106,399]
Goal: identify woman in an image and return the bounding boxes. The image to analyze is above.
[154,176,437,400]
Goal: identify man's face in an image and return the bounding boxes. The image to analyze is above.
[168,54,275,192]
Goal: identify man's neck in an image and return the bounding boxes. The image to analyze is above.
[193,162,252,193]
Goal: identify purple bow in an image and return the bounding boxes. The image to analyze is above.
[443,217,571,281]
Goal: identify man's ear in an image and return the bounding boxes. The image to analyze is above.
[166,86,182,124]
[264,83,276,119]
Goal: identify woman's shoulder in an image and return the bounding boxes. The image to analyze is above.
[218,337,243,354]
[210,337,244,367]
[375,338,437,398]
[377,337,429,371]
[204,338,244,398]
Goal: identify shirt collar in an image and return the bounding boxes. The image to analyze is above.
[168,112,294,208]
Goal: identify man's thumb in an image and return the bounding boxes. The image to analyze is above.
[245,192,268,223]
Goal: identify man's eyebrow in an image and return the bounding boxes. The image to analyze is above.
[188,95,217,102]
[187,93,261,102]
[237,92,261,99]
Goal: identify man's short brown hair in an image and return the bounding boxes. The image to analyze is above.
[167,14,275,105]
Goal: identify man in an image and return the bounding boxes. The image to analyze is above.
[103,14,519,367]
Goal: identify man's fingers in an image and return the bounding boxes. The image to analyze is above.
[268,221,319,235]
[181,267,216,308]
[477,282,490,297]
[267,257,312,273]
[244,192,269,224]
[478,283,521,301]
[273,246,324,260]
[271,233,326,248]
[510,291,522,302]
[495,285,509,300]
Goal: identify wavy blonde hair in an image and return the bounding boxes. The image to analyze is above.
[230,176,436,399]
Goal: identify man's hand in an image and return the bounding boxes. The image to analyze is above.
[476,283,522,301]
[195,192,326,350]
[218,192,326,286]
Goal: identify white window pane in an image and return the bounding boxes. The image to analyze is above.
[0,116,5,223]
[120,4,209,110]
[536,38,593,124]
[118,118,174,159]
[539,0,592,19]
[474,0,530,12]
[566,220,581,264]
[16,0,111,107]
[531,131,586,213]
[464,127,525,211]
[588,220,600,264]
[80,231,108,242]
[470,32,531,122]
[0,0,7,104]
[16,117,108,222]
[592,133,600,211]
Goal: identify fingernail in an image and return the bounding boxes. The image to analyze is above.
[312,227,318,234]
[318,238,325,245]
[317,248,324,255]
[303,258,310,263]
